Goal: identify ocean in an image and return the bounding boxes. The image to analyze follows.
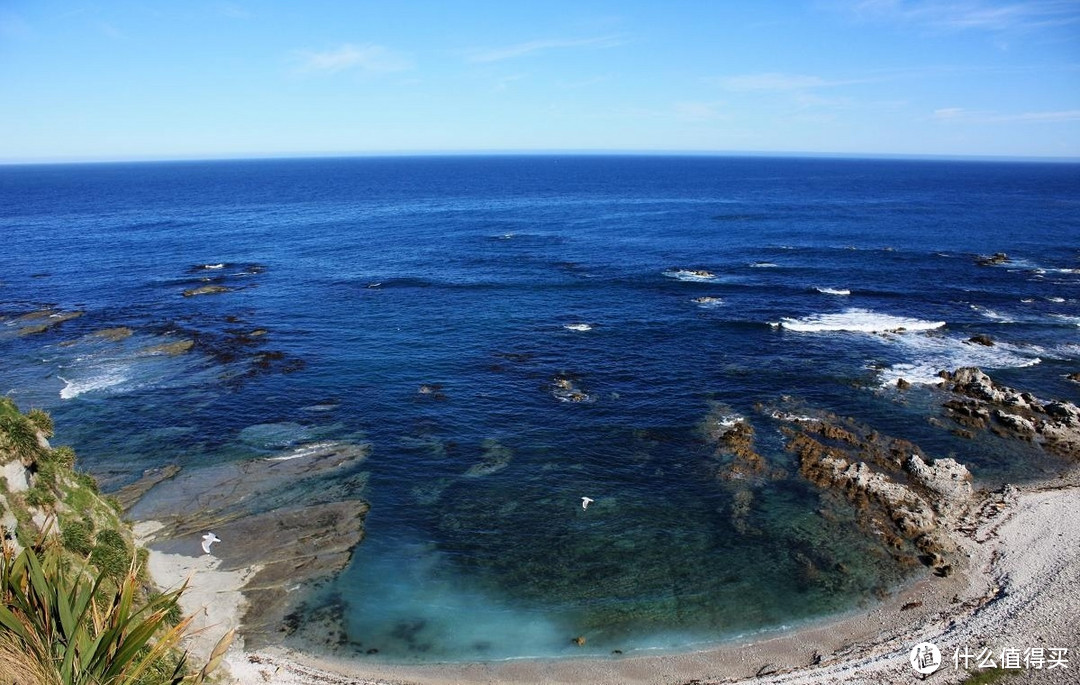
[1,155,1078,661]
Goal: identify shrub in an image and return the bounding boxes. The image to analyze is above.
[89,529,130,580]
[60,520,94,557]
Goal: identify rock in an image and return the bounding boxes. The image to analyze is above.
[975,252,1008,266]
[16,310,83,336]
[91,327,134,342]
[113,464,181,511]
[132,441,371,648]
[572,636,586,646]
[896,378,911,390]
[138,339,194,356]
[182,284,232,297]
[967,334,994,346]
[994,410,1036,436]
[1067,373,1080,384]
[941,367,1080,459]
[904,455,973,517]
[464,440,513,477]
[2,460,30,493]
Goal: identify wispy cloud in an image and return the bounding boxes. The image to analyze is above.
[850,0,1080,33]
[716,72,867,91]
[933,107,1080,122]
[294,43,412,74]
[466,35,624,63]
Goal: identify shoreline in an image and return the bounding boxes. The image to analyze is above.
[145,467,1080,684]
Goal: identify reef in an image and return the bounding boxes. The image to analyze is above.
[940,367,1080,459]
[129,441,372,648]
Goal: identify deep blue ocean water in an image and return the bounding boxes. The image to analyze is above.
[2,156,1079,661]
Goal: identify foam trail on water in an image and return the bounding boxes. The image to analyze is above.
[878,336,1041,387]
[777,308,945,333]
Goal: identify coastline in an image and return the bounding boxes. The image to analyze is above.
[145,467,1080,684]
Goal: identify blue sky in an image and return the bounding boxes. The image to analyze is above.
[1,0,1078,162]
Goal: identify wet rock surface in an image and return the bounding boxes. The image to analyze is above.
[131,441,371,648]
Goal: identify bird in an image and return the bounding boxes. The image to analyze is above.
[201,532,221,555]
[581,497,594,510]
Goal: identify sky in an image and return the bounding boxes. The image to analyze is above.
[1,0,1078,162]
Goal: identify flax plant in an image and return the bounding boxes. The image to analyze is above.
[0,539,232,684]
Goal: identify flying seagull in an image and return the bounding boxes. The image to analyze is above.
[201,532,221,555]
[581,497,594,510]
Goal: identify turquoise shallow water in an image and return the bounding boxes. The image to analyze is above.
[1,156,1078,661]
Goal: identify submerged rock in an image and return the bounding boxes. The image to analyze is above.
[131,441,371,647]
[16,309,83,335]
[967,334,994,347]
[182,284,232,297]
[91,326,134,342]
[139,339,194,356]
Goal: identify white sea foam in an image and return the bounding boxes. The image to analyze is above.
[768,410,819,423]
[563,323,592,332]
[203,263,225,270]
[267,442,337,461]
[713,413,744,430]
[750,262,778,268]
[1051,314,1080,326]
[58,370,129,399]
[692,296,723,308]
[1046,297,1066,303]
[778,308,945,333]
[877,335,1041,387]
[663,269,719,283]
[969,304,1014,323]
[814,287,851,296]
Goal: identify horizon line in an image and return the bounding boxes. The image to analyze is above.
[2,148,1079,167]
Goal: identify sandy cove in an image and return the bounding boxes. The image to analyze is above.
[143,468,1079,685]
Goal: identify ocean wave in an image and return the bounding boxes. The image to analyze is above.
[563,323,592,332]
[777,308,945,333]
[1051,314,1080,326]
[877,336,1041,387]
[749,262,778,268]
[58,370,129,399]
[814,287,851,296]
[663,268,719,283]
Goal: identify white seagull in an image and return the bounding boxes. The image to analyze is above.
[201,532,221,555]
[581,497,594,510]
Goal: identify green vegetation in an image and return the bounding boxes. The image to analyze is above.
[0,541,232,685]
[0,399,233,683]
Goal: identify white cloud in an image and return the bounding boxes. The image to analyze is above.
[294,43,412,74]
[933,107,1080,123]
[466,36,624,63]
[849,0,1080,33]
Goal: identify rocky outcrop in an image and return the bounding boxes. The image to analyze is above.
[131,441,372,647]
[940,367,1080,459]
[975,252,1008,266]
[782,415,973,576]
